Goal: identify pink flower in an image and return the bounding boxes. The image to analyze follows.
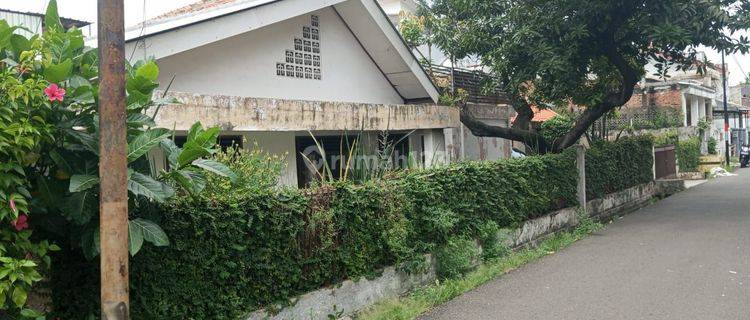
[44,83,66,102]
[8,199,16,214]
[12,215,28,231]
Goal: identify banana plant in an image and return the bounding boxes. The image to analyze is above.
[159,123,237,197]
[67,122,236,256]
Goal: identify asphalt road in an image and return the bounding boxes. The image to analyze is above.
[420,171,750,320]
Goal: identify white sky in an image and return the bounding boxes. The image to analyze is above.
[3,0,750,85]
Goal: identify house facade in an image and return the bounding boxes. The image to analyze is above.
[622,55,732,153]
[122,0,511,186]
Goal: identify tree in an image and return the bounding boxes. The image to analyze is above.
[417,0,750,152]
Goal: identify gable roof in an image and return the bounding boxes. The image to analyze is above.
[123,0,439,103]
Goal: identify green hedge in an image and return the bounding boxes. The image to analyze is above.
[677,137,701,172]
[586,136,655,199]
[50,151,577,319]
[50,139,653,319]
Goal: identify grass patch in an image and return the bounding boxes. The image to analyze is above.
[356,212,602,320]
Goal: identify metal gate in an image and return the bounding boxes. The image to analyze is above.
[654,145,677,179]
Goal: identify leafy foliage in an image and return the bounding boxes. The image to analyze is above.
[586,136,655,199]
[677,137,702,172]
[435,237,481,279]
[50,150,581,318]
[51,138,652,318]
[0,1,233,316]
[707,137,718,155]
[415,0,750,151]
[540,115,574,146]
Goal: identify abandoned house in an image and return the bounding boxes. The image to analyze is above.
[121,0,511,187]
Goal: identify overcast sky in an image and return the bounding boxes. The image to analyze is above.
[3,0,750,85]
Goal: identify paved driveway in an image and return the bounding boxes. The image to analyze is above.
[420,171,750,320]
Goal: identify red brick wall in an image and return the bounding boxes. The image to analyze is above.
[623,87,683,113]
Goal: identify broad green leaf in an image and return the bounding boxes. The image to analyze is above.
[126,75,159,97]
[128,220,145,256]
[64,129,98,154]
[159,139,180,168]
[127,128,171,163]
[136,61,159,81]
[69,174,99,192]
[81,226,100,260]
[177,145,210,168]
[44,0,63,32]
[0,21,12,50]
[127,113,156,128]
[127,171,174,202]
[12,286,26,308]
[171,169,207,196]
[10,34,30,55]
[44,59,73,83]
[186,122,204,143]
[63,191,95,225]
[49,149,73,174]
[20,309,45,318]
[190,127,221,150]
[130,218,169,246]
[181,170,206,195]
[192,159,237,183]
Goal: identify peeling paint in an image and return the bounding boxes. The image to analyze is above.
[152,91,460,131]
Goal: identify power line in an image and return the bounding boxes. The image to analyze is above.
[731,53,748,81]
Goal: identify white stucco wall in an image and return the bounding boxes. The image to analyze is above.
[154,7,404,105]
[243,132,298,187]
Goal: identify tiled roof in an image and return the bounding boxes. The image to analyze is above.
[510,106,559,124]
[149,0,242,23]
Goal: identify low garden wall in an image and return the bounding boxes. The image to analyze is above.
[48,137,657,319]
[250,178,686,320]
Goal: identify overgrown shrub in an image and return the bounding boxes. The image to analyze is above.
[477,222,510,261]
[586,136,654,198]
[51,150,578,318]
[677,137,701,172]
[435,237,481,279]
[707,137,718,155]
[51,139,652,319]
[540,115,574,145]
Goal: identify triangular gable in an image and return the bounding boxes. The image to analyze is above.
[123,0,438,103]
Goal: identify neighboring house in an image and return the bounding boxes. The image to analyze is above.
[378,1,512,160]
[622,54,731,153]
[730,84,750,108]
[0,8,92,37]
[625,55,720,128]
[120,0,509,187]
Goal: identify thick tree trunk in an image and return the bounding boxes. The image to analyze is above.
[459,104,550,151]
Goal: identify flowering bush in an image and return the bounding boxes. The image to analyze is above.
[0,0,234,316]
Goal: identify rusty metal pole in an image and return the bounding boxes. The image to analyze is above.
[98,0,129,319]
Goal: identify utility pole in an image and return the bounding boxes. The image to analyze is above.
[98,0,129,319]
[722,48,730,166]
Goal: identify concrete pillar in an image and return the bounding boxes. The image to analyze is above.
[681,93,688,127]
[576,145,587,215]
[652,144,658,179]
[691,96,701,126]
[441,128,460,163]
[422,130,446,167]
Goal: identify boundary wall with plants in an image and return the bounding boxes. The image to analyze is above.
[49,137,657,320]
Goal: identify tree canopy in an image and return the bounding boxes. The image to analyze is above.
[411,0,750,152]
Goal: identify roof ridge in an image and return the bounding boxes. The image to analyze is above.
[142,0,244,26]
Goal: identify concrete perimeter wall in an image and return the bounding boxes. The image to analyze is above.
[246,179,687,320]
